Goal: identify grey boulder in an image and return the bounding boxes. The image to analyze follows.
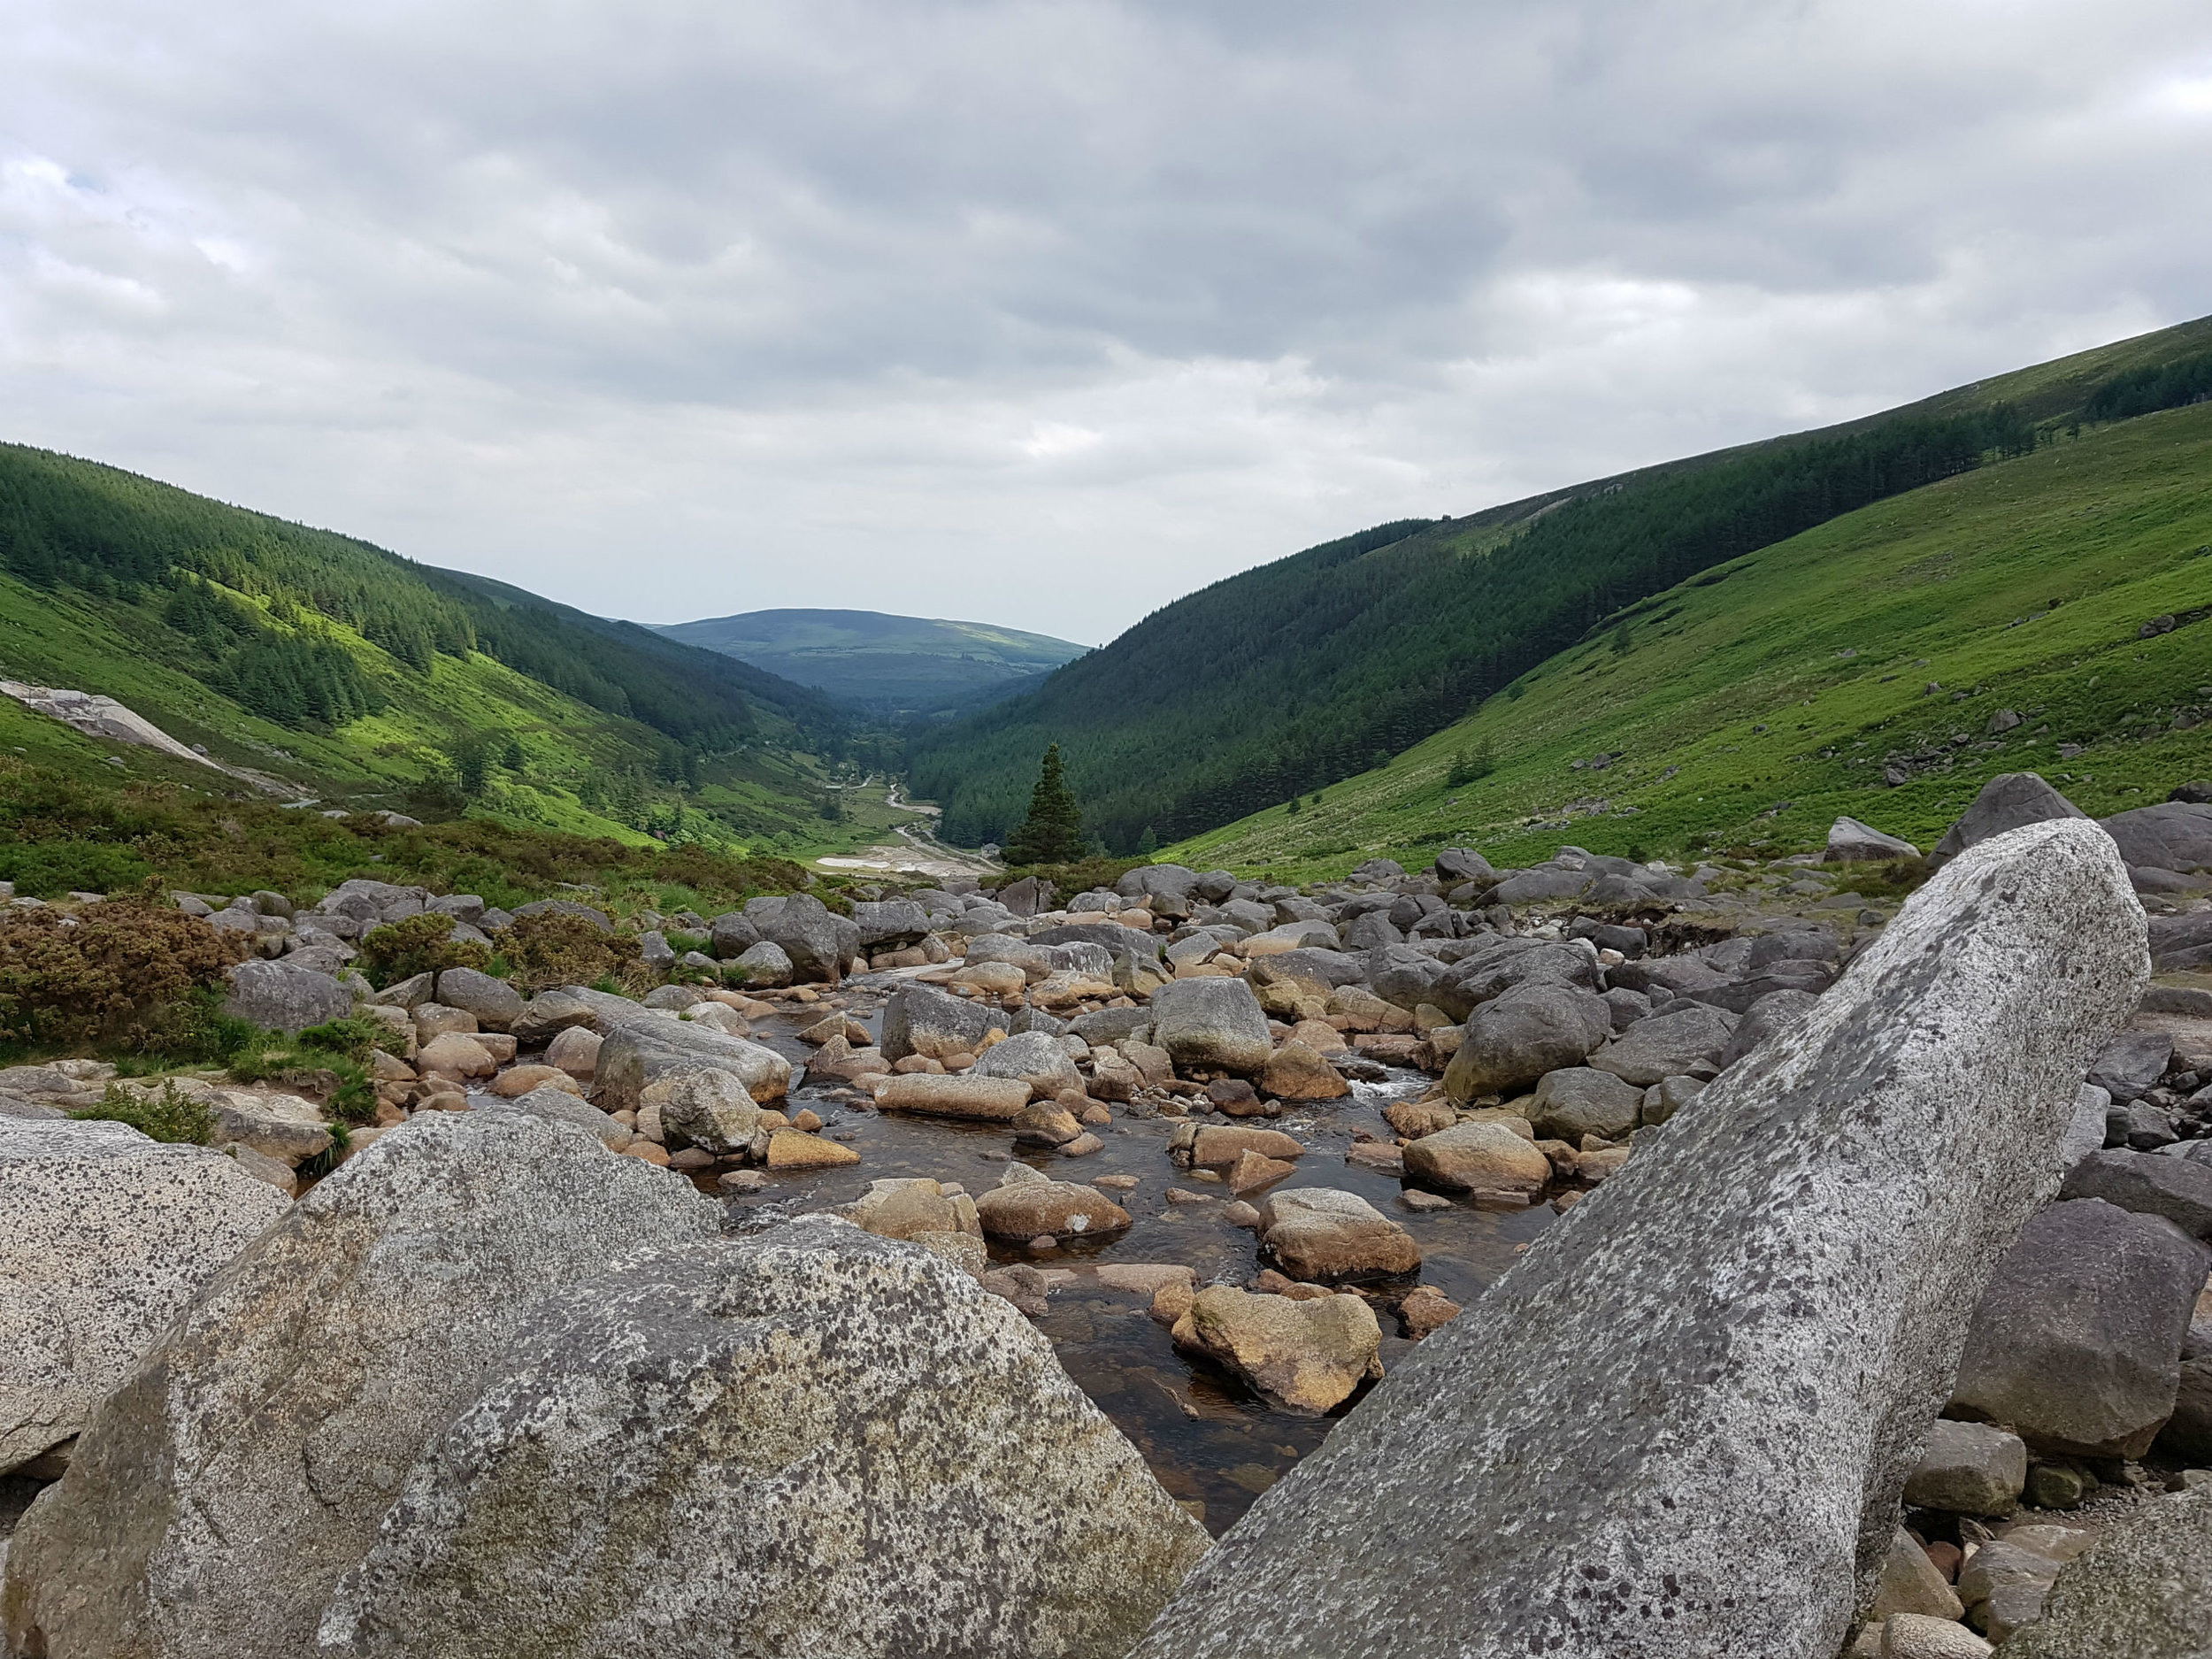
[0,1114,717,1659]
[853,898,930,949]
[481,1086,630,1149]
[1948,1197,2208,1457]
[1901,1419,2025,1517]
[315,1218,1209,1659]
[432,965,525,1033]
[1125,818,2145,1659]
[755,894,860,981]
[1527,1066,1645,1143]
[2059,1148,2212,1240]
[2101,802,2212,874]
[2085,1029,2174,1102]
[733,940,795,987]
[1588,1001,1739,1087]
[592,1016,792,1110]
[1441,980,1612,1102]
[1928,772,2087,869]
[222,957,352,1033]
[881,983,1007,1063]
[1148,977,1273,1074]
[972,1029,1083,1098]
[0,1118,288,1476]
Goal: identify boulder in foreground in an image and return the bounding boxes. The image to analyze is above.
[317,1217,1210,1659]
[0,1118,288,1476]
[0,1114,717,1659]
[1125,819,2146,1659]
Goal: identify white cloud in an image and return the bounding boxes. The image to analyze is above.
[0,0,2207,644]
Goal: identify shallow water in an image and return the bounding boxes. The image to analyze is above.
[728,978,1558,1533]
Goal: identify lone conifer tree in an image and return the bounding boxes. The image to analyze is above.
[1002,743,1085,865]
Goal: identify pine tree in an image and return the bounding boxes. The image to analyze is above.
[1138,824,1160,855]
[1002,743,1085,865]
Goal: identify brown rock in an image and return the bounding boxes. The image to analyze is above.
[545,1025,601,1079]
[1257,1187,1423,1283]
[1398,1284,1463,1340]
[1171,1286,1383,1413]
[1189,1125,1306,1168]
[1289,1018,1348,1054]
[1383,1100,1456,1139]
[621,1141,670,1166]
[973,1173,1133,1240]
[1402,1120,1552,1195]
[488,1064,577,1099]
[1226,1148,1297,1195]
[1059,1133,1105,1156]
[877,1073,1033,1121]
[1013,1100,1084,1147]
[1151,1279,1196,1326]
[416,1032,496,1079]
[1345,1141,1406,1175]
[764,1129,861,1169]
[1206,1078,1266,1117]
[1260,1041,1349,1102]
[791,1108,823,1133]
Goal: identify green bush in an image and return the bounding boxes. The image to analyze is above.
[72,1079,214,1144]
[0,841,156,900]
[357,911,492,987]
[494,912,650,995]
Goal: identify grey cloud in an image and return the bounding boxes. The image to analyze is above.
[0,0,2209,641]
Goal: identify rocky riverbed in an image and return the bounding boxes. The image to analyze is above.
[5,771,2212,1655]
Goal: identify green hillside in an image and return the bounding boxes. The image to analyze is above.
[0,443,879,860]
[1170,396,2212,879]
[910,313,2212,855]
[654,607,1088,711]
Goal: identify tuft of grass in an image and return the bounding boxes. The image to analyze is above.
[73,1079,215,1144]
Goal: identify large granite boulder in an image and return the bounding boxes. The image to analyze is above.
[1588,1001,1739,1087]
[880,983,1006,1063]
[852,898,930,949]
[1947,1197,2208,1457]
[1826,816,1920,862]
[1125,818,2146,1659]
[753,894,862,981]
[972,1029,1083,1098]
[480,1087,630,1149]
[431,966,524,1033]
[0,1118,288,1476]
[1526,1066,1645,1143]
[314,1218,1209,1659]
[2059,1148,2212,1240]
[2001,1488,2212,1659]
[222,957,352,1033]
[1148,977,1272,1074]
[0,1114,717,1659]
[1441,980,1611,1102]
[1927,772,2087,869]
[592,1016,791,1109]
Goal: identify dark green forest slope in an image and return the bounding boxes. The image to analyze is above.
[0,444,860,853]
[656,608,1087,711]
[910,314,2212,853]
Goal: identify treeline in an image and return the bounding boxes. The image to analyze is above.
[2084,349,2212,425]
[0,444,841,752]
[910,406,2037,851]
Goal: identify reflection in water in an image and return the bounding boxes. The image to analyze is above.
[716,979,1557,1534]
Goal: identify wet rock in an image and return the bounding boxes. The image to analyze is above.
[1902,1420,2026,1517]
[1225,1148,1295,1194]
[0,1114,715,1659]
[1398,1285,1462,1339]
[1402,1120,1552,1196]
[1949,1197,2208,1457]
[1126,819,2146,1659]
[1258,1188,1422,1284]
[764,1128,860,1169]
[1441,980,1611,1102]
[1259,1040,1349,1101]
[1187,1125,1306,1169]
[1171,1284,1382,1414]
[222,957,352,1034]
[2001,1487,2212,1658]
[0,1119,288,1476]
[1928,772,2088,869]
[1012,1100,1084,1147]
[973,1172,1132,1240]
[311,1218,1207,1659]
[879,1073,1033,1121]
[1527,1066,1645,1142]
[1148,978,1273,1073]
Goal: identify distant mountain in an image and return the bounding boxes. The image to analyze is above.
[908,311,2212,854]
[0,442,849,849]
[653,608,1088,711]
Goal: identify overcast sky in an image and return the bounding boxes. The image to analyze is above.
[4,1,2209,645]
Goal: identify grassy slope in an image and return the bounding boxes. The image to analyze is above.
[1171,400,2212,880]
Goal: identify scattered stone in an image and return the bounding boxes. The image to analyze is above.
[1527,1065,1645,1142]
[593,1018,791,1110]
[1878,1613,1991,1657]
[480,1087,631,1151]
[973,1176,1133,1240]
[764,1128,861,1169]
[1259,1040,1350,1101]
[2001,1487,2212,1658]
[879,1072,1033,1121]
[1402,1119,1552,1196]
[1148,977,1274,1073]
[1827,816,1922,863]
[1903,1420,2026,1517]
[1441,981,1611,1102]
[1928,772,2088,869]
[1870,1526,1963,1622]
[1257,1187,1422,1284]
[645,1069,763,1154]
[1398,1284,1462,1339]
[2060,1148,2212,1240]
[1126,819,2146,1659]
[1225,1148,1296,1194]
